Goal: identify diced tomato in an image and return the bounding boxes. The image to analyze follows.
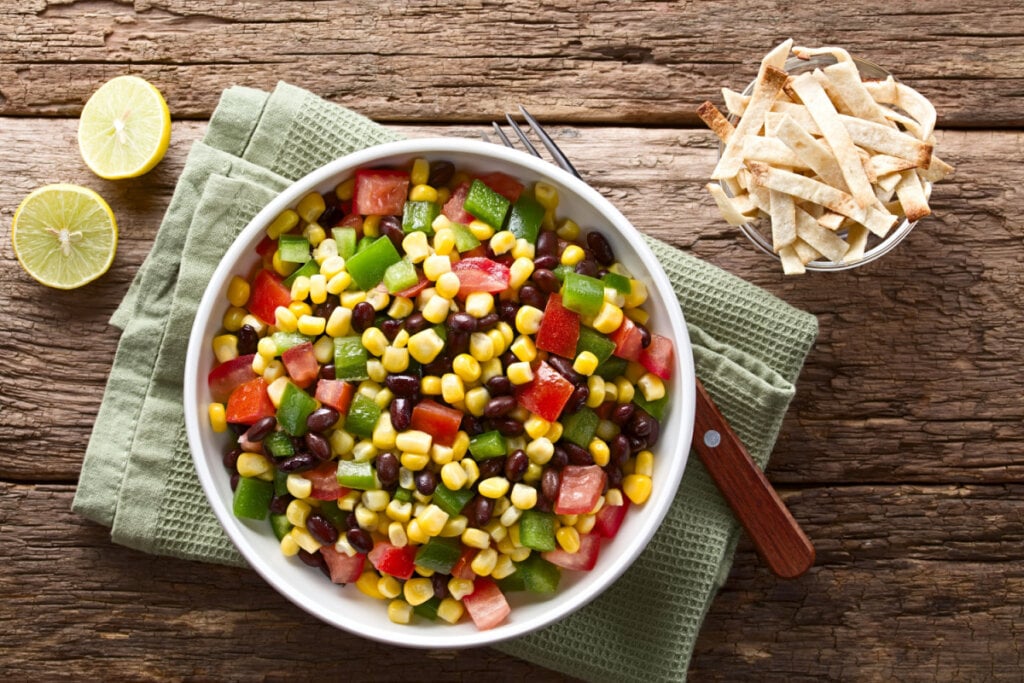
[476,172,524,203]
[554,465,607,515]
[594,498,630,538]
[248,269,292,326]
[368,541,418,580]
[255,235,277,260]
[639,333,674,380]
[410,399,463,447]
[353,169,410,216]
[535,293,580,359]
[315,379,355,416]
[338,212,364,234]
[609,316,643,362]
[452,257,511,296]
[208,354,258,403]
[515,361,575,422]
[393,274,430,299]
[306,461,350,501]
[281,342,320,389]
[450,547,478,580]
[542,532,601,571]
[320,545,366,584]
[462,578,511,631]
[225,377,276,425]
[460,245,487,259]
[442,182,474,224]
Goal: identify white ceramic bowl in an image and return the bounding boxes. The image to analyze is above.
[184,138,695,648]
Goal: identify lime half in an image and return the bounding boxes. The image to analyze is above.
[11,184,118,290]
[78,75,171,180]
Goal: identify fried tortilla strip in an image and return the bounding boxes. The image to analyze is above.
[706,183,753,226]
[822,60,893,126]
[793,238,823,265]
[778,245,806,275]
[839,116,933,168]
[760,38,795,76]
[792,45,853,63]
[817,212,845,231]
[811,69,853,115]
[795,206,850,262]
[774,114,847,189]
[920,154,954,183]
[843,224,871,263]
[877,172,902,193]
[789,72,876,208]
[895,169,931,222]
[697,101,734,142]
[769,188,797,251]
[722,88,751,117]
[712,65,789,180]
[869,154,919,178]
[864,79,937,139]
[741,135,809,169]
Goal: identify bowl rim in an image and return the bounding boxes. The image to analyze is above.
[183,137,696,648]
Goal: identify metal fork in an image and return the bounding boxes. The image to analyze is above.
[493,108,815,579]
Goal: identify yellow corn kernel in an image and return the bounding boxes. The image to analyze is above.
[402,231,431,264]
[387,599,413,625]
[603,380,618,403]
[262,359,285,383]
[304,222,327,248]
[395,430,432,456]
[614,377,635,403]
[586,375,607,408]
[556,218,580,241]
[435,271,461,299]
[212,334,239,363]
[288,301,312,320]
[545,420,564,443]
[282,473,311,500]
[331,176,355,201]
[386,298,412,322]
[515,305,543,335]
[461,527,491,550]
[401,577,434,606]
[323,306,352,338]
[267,208,299,240]
[235,451,270,479]
[290,526,321,554]
[604,286,626,308]
[623,473,653,505]
[451,431,470,461]
[440,515,468,539]
[468,219,495,241]
[534,182,558,210]
[272,250,298,277]
[370,412,396,450]
[446,353,480,383]
[437,598,464,624]
[635,450,655,477]
[366,358,386,383]
[279,533,300,557]
[638,373,666,402]
[409,157,431,186]
[320,254,346,279]
[489,230,516,256]
[510,483,538,510]
[487,329,507,357]
[295,315,325,337]
[624,362,646,383]
[522,462,543,484]
[420,374,442,396]
[378,346,408,375]
[421,294,451,325]
[226,275,251,308]
[440,462,468,491]
[305,273,327,305]
[355,571,385,599]
[386,499,413,524]
[376,575,402,600]
[314,237,338,264]
[296,191,326,223]
[448,577,475,601]
[286,498,312,528]
[362,214,381,238]
[461,457,480,487]
[555,525,581,554]
[409,182,439,203]
[433,227,456,256]
[354,503,379,531]
[423,254,452,282]
[522,414,549,440]
[356,327,385,358]
[221,306,247,332]
[441,373,466,404]
[470,548,498,577]
[511,237,535,260]
[624,306,649,326]
[466,333,493,363]
[367,288,390,312]
[560,244,585,266]
[461,387,488,419]
[506,361,534,386]
[624,279,648,308]
[478,476,510,499]
[574,513,597,535]
[408,329,446,364]
[208,403,227,433]
[417,504,450,537]
[525,437,554,465]
[573,350,599,376]
[463,291,494,318]
[273,306,296,333]
[326,271,352,296]
[251,353,269,375]
[592,302,624,334]
[500,257,531,290]
[589,437,611,467]
[474,360,498,386]
[436,186,451,204]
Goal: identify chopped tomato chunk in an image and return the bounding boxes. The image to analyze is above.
[639,333,674,380]
[610,316,644,361]
[225,377,276,425]
[306,461,350,501]
[354,169,410,216]
[281,342,319,389]
[441,181,474,223]
[515,361,575,422]
[451,257,510,296]
[462,578,511,630]
[314,379,355,416]
[208,354,257,403]
[554,465,607,515]
[542,532,601,571]
[410,399,463,447]
[535,293,580,359]
[248,269,292,326]
[320,545,366,584]
[594,498,630,538]
[368,541,418,580]
[476,172,524,203]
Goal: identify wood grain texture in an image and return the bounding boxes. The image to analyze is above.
[0,1,1022,126]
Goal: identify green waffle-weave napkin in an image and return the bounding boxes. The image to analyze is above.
[73,82,817,682]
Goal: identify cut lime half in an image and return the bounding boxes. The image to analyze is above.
[11,184,118,290]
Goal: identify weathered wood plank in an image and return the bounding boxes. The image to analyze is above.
[0,1,1021,126]
[0,119,1020,484]
[2,483,1022,680]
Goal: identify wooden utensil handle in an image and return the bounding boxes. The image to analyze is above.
[692,378,815,579]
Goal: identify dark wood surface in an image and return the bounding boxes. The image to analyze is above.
[2,2,1023,680]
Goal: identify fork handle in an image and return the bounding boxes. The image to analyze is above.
[691,378,815,579]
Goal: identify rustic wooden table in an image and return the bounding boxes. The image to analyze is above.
[2,2,1022,680]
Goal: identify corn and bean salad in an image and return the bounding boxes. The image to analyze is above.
[207,158,675,630]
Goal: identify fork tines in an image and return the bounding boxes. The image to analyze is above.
[494,106,581,180]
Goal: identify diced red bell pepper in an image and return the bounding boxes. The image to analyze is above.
[451,257,510,296]
[320,545,366,584]
[515,361,575,422]
[338,212,364,234]
[248,269,292,326]
[554,465,607,515]
[306,461,350,501]
[442,182,474,224]
[281,342,320,389]
[410,399,463,447]
[368,541,418,580]
[225,377,276,425]
[450,546,479,580]
[353,169,410,216]
[462,578,511,631]
[208,354,258,403]
[255,235,277,260]
[542,532,601,571]
[535,293,580,359]
[639,333,674,380]
[314,379,355,416]
[609,316,644,362]
[594,498,630,538]
[476,172,524,203]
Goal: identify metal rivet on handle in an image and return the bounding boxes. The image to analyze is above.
[703,430,721,448]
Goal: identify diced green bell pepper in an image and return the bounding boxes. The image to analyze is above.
[273,469,290,496]
[519,510,557,552]
[507,195,545,244]
[336,459,377,490]
[463,179,510,228]
[560,406,599,448]
[516,553,561,593]
[283,259,320,288]
[633,393,670,421]
[269,513,293,540]
[264,431,295,459]
[414,537,462,574]
[561,272,605,317]
[278,234,311,263]
[346,236,402,290]
[271,330,312,354]
[413,596,442,620]
[431,483,476,517]
[317,499,348,528]
[383,258,419,294]
[276,382,318,436]
[468,430,507,459]
[333,336,368,381]
[344,394,381,439]
[332,227,358,260]
[393,487,414,503]
[450,223,480,252]
[355,235,376,254]
[232,476,274,520]
[576,327,616,365]
[552,264,574,282]
[402,200,440,236]
[496,570,526,593]
[602,271,632,294]
[595,356,628,381]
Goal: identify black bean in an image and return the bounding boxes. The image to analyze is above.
[532,268,561,294]
[306,512,340,545]
[236,324,258,356]
[304,432,331,461]
[375,452,399,487]
[229,422,249,436]
[500,350,517,368]
[563,441,595,466]
[604,464,624,489]
[269,494,291,515]
[423,354,452,377]
[611,403,635,426]
[298,548,325,570]
[351,302,375,333]
[485,375,513,396]
[277,452,318,473]
[380,215,405,250]
[447,330,469,356]
[477,312,500,331]
[431,572,451,600]
[536,230,558,257]
[347,528,374,554]
[428,160,455,187]
[229,472,239,491]
[519,284,547,310]
[390,397,413,432]
[534,496,552,513]
[646,418,660,447]
[547,355,582,383]
[586,231,615,266]
[628,410,654,438]
[550,446,569,469]
[345,511,360,531]
[492,417,524,437]
[629,436,648,454]
[223,448,242,471]
[637,324,652,349]
[483,395,516,418]
[468,495,494,528]
[313,299,338,321]
[386,374,420,398]
[306,407,340,433]
[541,468,561,502]
[574,258,599,278]
[245,416,277,442]
[504,449,528,482]
[319,363,336,381]
[461,414,484,437]
[447,312,477,334]
[564,385,589,414]
[610,434,631,467]
[478,457,505,479]
[533,254,558,271]
[415,469,438,496]
[380,317,404,341]
[238,433,265,453]
[403,312,428,334]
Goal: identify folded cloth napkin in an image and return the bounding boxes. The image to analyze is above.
[74,82,818,682]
